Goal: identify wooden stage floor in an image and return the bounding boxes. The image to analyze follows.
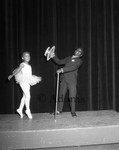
[0,110,119,150]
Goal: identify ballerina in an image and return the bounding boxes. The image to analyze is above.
[8,51,42,119]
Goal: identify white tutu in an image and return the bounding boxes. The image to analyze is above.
[15,72,41,86]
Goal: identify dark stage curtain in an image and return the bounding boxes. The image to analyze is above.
[1,0,119,114]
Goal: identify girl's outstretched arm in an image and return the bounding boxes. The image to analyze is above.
[8,64,24,80]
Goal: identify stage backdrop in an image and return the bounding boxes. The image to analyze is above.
[0,0,119,114]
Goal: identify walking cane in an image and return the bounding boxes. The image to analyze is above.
[54,72,60,121]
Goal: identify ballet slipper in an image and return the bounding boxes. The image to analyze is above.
[16,109,23,118]
[25,110,32,119]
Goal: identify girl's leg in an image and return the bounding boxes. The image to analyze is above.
[20,83,32,119]
[16,84,25,118]
[19,94,25,110]
[16,95,25,118]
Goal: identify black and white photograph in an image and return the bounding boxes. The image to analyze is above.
[0,0,119,150]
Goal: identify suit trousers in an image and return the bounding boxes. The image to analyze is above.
[57,80,76,113]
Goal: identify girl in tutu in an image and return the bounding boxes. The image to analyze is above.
[8,51,42,119]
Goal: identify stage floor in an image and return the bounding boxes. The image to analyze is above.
[0,110,119,149]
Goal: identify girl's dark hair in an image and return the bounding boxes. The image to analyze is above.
[22,51,30,57]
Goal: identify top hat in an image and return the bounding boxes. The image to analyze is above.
[44,46,55,61]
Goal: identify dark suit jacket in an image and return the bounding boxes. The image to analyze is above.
[52,55,82,85]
